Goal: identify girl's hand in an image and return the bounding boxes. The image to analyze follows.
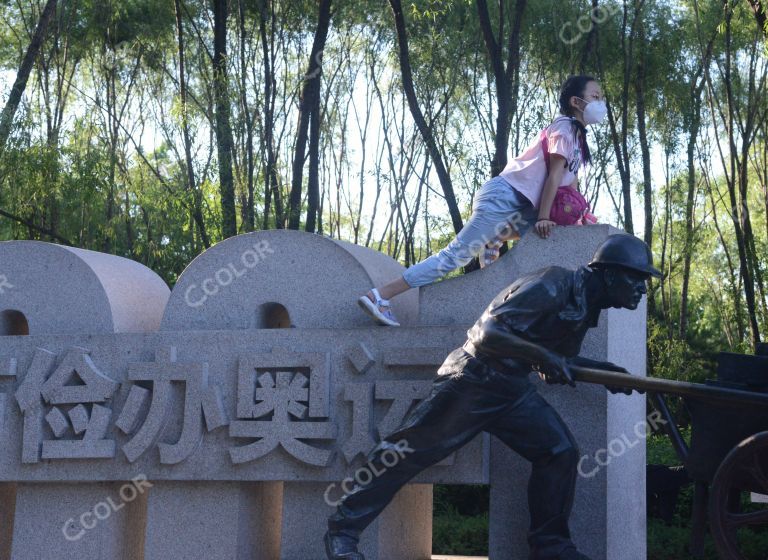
[535,219,556,239]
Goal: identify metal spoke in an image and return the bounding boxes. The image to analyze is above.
[736,447,768,496]
[726,508,768,528]
[747,451,768,493]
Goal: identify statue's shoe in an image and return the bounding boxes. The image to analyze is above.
[324,531,365,560]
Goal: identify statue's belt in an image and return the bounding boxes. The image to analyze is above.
[461,341,531,377]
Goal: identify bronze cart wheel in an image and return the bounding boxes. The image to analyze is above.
[710,431,768,560]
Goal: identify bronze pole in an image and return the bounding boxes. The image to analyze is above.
[570,366,768,408]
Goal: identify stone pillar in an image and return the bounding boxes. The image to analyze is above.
[0,483,16,560]
[278,481,432,560]
[144,481,282,560]
[375,483,432,559]
[418,226,647,560]
[278,482,334,560]
[474,227,647,560]
[10,482,145,560]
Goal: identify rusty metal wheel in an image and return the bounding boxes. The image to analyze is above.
[710,431,768,560]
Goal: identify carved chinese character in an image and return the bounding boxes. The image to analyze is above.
[342,380,454,466]
[15,347,119,462]
[115,347,227,464]
[229,351,336,466]
[341,383,376,462]
[0,357,18,442]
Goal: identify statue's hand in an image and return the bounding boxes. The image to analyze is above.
[591,361,642,395]
[535,352,575,387]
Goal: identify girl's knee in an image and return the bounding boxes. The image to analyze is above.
[434,250,472,276]
[441,238,484,264]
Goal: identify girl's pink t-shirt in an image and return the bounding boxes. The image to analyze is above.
[498,116,582,209]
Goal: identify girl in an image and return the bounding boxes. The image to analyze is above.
[359,75,606,326]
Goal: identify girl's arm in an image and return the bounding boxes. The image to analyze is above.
[535,153,567,239]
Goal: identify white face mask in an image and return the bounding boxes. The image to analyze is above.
[578,98,607,125]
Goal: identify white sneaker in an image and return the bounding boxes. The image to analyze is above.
[357,288,400,327]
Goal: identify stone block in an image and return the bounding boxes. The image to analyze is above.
[0,328,487,484]
[418,225,618,326]
[0,240,169,335]
[160,230,419,331]
[482,226,647,560]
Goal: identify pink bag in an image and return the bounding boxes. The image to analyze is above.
[540,129,597,226]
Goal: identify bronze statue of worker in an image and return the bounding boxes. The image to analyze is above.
[325,233,661,560]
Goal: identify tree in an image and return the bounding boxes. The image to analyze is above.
[387,0,463,235]
[288,0,332,231]
[475,0,527,177]
[0,0,58,155]
[212,0,237,238]
[746,0,767,36]
[175,0,210,248]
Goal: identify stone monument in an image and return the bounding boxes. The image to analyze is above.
[0,225,646,559]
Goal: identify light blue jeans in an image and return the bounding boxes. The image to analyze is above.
[402,175,538,288]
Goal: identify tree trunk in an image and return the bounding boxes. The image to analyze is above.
[0,0,58,155]
[288,0,332,230]
[679,80,703,339]
[175,0,210,248]
[597,1,638,234]
[212,0,237,238]
[388,0,463,234]
[258,0,281,229]
[635,16,654,312]
[475,0,527,177]
[747,0,767,36]
[238,0,255,231]
[579,0,599,72]
[719,2,760,346]
[305,96,322,233]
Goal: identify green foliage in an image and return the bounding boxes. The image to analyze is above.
[647,518,720,560]
[647,317,711,383]
[433,507,489,555]
[647,429,690,465]
[432,484,489,555]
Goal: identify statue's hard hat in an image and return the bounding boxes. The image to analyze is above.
[589,234,662,278]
